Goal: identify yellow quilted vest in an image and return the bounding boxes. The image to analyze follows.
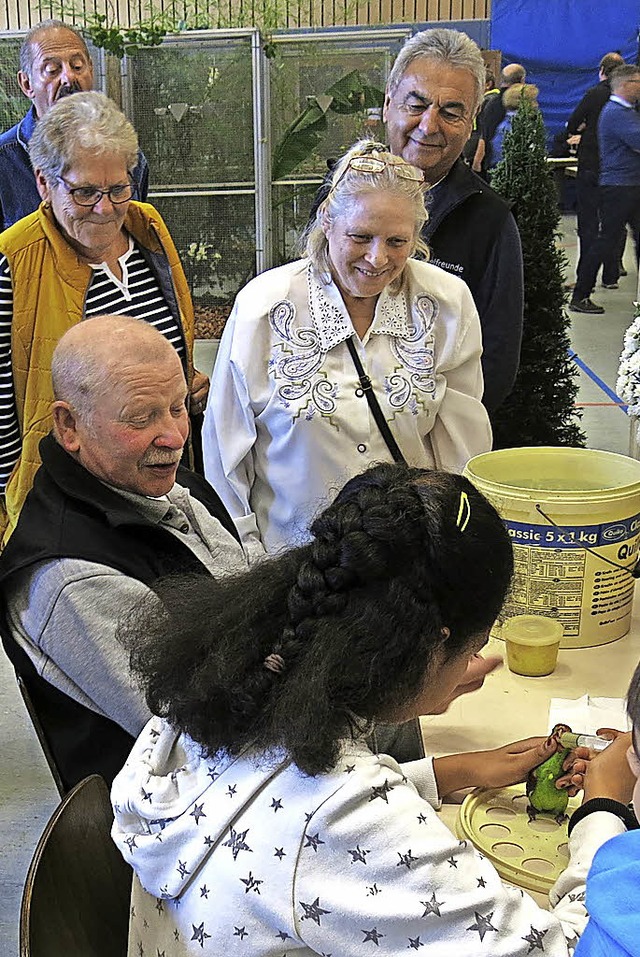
[0,201,194,546]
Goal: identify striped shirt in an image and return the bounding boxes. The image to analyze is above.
[0,237,185,491]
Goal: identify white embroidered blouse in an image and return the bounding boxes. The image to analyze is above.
[202,258,491,555]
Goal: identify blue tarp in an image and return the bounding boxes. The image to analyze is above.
[491,0,639,143]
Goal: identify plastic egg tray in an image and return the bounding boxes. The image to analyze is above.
[455,784,580,894]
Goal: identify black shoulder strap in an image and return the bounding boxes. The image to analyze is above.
[345,336,406,465]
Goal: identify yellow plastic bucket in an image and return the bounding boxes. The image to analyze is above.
[464,447,640,648]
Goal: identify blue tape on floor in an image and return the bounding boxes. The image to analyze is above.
[568,349,627,412]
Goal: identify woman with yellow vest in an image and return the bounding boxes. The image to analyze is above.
[0,91,208,544]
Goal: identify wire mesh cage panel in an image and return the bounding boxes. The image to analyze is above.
[269,29,410,264]
[125,36,254,186]
[0,1,492,32]
[0,36,24,131]
[151,191,256,336]
[123,32,258,336]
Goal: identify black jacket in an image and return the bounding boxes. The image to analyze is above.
[567,80,612,176]
[423,160,523,414]
[0,435,238,791]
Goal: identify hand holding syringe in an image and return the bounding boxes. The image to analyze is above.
[560,731,613,753]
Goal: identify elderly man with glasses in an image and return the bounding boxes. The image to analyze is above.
[0,19,149,231]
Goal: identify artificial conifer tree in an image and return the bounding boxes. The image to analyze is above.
[489,97,585,448]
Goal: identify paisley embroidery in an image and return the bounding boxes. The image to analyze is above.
[313,379,339,414]
[281,352,322,381]
[267,279,439,422]
[280,381,315,403]
[387,293,438,409]
[268,297,338,417]
[385,374,412,410]
[269,299,295,343]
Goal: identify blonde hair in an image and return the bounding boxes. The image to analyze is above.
[503,83,539,111]
[304,140,430,292]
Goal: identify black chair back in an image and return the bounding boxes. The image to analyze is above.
[20,774,132,957]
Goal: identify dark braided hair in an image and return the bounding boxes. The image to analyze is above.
[122,463,513,775]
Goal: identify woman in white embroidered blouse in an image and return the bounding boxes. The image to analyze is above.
[203,139,491,558]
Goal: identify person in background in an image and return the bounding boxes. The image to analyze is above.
[382,28,524,417]
[0,19,149,231]
[462,66,500,174]
[489,82,540,170]
[570,64,640,315]
[472,61,527,176]
[566,52,626,292]
[203,139,490,559]
[0,317,245,790]
[111,462,633,957]
[0,91,209,544]
[574,657,640,955]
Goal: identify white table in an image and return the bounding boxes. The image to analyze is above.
[421,600,640,902]
[422,600,640,805]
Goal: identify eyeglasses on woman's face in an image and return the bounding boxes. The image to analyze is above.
[57,176,135,207]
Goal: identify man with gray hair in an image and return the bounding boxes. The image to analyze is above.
[383,28,524,416]
[0,19,149,230]
[0,316,246,790]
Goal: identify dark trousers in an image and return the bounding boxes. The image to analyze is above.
[575,169,601,277]
[574,185,640,301]
[575,171,627,283]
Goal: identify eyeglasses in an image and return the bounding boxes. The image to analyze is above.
[57,177,135,207]
[329,154,425,196]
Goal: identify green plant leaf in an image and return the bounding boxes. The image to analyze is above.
[272,71,383,179]
[272,96,333,179]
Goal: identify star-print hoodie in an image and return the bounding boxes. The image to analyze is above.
[112,716,628,957]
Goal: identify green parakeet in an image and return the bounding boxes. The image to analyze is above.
[526,723,571,823]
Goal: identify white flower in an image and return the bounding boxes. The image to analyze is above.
[617,309,640,414]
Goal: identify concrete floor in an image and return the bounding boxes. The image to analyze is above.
[563,214,638,457]
[0,212,637,956]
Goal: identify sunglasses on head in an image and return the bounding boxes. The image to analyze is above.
[329,154,425,195]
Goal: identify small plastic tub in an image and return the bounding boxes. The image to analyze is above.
[503,615,563,677]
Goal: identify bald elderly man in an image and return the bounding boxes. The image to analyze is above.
[0,316,246,790]
[0,319,508,786]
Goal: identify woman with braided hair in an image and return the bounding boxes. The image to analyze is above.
[112,463,634,957]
